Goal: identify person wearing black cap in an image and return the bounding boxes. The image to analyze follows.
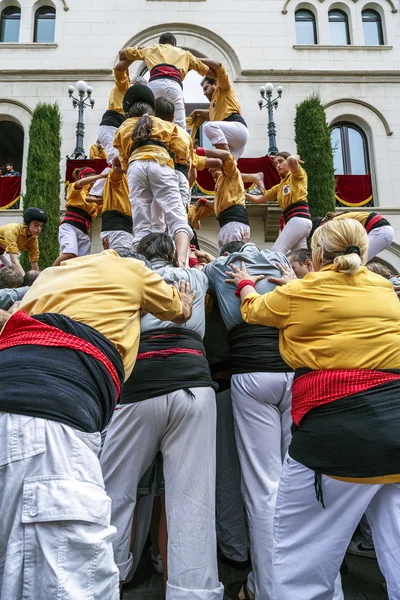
[0,207,47,274]
[114,84,193,267]
[53,168,106,266]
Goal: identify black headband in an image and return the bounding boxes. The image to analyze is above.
[344,245,360,256]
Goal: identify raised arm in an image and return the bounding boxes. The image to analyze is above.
[74,173,107,190]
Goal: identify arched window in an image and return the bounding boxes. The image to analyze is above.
[331,123,369,175]
[0,6,21,43]
[329,9,350,45]
[295,9,317,44]
[34,6,56,43]
[362,9,383,45]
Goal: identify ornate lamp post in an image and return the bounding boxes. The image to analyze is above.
[67,80,95,159]
[258,83,283,156]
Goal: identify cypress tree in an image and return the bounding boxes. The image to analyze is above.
[294,93,336,219]
[22,103,61,270]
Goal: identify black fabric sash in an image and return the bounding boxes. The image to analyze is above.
[365,212,390,232]
[120,327,216,403]
[100,109,126,128]
[217,205,249,229]
[131,138,175,161]
[223,113,248,128]
[102,210,133,234]
[62,206,93,235]
[149,63,183,89]
[282,201,311,225]
[174,162,189,179]
[290,374,400,478]
[0,313,124,433]
[228,322,292,374]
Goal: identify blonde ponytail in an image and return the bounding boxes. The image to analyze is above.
[333,253,362,275]
[311,219,368,274]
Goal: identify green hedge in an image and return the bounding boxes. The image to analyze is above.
[294,93,336,219]
[22,103,61,270]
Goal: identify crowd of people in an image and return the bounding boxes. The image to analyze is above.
[0,31,399,600]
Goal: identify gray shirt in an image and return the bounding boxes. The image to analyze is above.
[203,244,292,331]
[141,259,209,338]
[0,286,29,311]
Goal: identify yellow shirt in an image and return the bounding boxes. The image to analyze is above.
[19,250,182,380]
[265,166,308,211]
[108,67,130,114]
[66,182,101,220]
[113,116,188,171]
[334,212,369,226]
[125,44,209,80]
[90,144,107,160]
[241,265,400,371]
[209,64,243,122]
[0,223,39,263]
[102,169,131,217]
[214,155,246,216]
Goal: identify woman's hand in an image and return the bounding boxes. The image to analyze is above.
[268,262,296,286]
[224,262,265,286]
[287,154,304,172]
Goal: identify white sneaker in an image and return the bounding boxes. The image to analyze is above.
[347,532,376,559]
[151,551,164,574]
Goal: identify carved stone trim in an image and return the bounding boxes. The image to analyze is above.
[324,97,393,136]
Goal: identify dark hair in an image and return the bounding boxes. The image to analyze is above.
[0,266,24,289]
[5,162,13,167]
[159,32,176,46]
[117,250,151,267]
[136,233,175,263]
[155,97,175,122]
[274,152,291,160]
[366,262,393,279]
[287,248,312,265]
[23,269,41,286]
[72,167,85,181]
[129,102,155,144]
[201,76,216,87]
[220,241,246,255]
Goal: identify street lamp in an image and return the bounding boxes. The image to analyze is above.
[258,83,283,156]
[67,80,95,159]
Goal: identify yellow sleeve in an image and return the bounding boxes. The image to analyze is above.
[100,148,107,159]
[187,51,209,76]
[125,47,148,61]
[170,126,190,164]
[67,182,82,201]
[113,67,130,95]
[190,204,214,229]
[215,64,231,91]
[240,286,291,329]
[26,236,39,263]
[265,184,280,201]
[292,165,307,181]
[187,114,206,140]
[2,225,20,255]
[89,145,97,159]
[222,155,238,178]
[140,263,183,321]
[113,126,128,172]
[193,154,206,171]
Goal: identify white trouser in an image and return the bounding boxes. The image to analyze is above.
[58,222,91,256]
[231,372,294,599]
[215,388,249,563]
[272,217,312,254]
[91,166,111,198]
[151,170,191,233]
[100,389,224,600]
[218,222,250,252]
[97,125,118,162]
[0,413,119,600]
[0,251,12,267]
[272,456,400,600]
[148,78,186,129]
[100,230,134,254]
[203,121,249,160]
[127,160,192,245]
[367,225,394,261]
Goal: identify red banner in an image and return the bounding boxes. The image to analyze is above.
[66,159,108,184]
[335,175,373,207]
[195,155,280,195]
[0,176,21,209]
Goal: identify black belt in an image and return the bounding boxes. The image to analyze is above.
[217,204,249,229]
[102,210,133,234]
[223,113,247,128]
[100,109,125,128]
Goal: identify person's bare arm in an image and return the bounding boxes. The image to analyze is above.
[195,198,215,211]
[203,148,230,162]
[30,261,39,271]
[200,58,221,73]
[9,253,24,276]
[74,173,107,190]
[189,109,210,121]
[115,58,133,71]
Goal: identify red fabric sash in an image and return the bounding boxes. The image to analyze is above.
[149,64,182,85]
[292,369,400,425]
[137,348,203,360]
[280,201,311,231]
[0,311,121,397]
[365,214,385,233]
[61,209,91,234]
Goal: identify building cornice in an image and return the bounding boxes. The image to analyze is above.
[293,45,393,51]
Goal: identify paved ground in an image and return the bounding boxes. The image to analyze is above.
[123,553,388,599]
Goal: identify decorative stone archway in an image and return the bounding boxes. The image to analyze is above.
[0,99,33,193]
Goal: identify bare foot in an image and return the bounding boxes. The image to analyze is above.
[254,172,265,195]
